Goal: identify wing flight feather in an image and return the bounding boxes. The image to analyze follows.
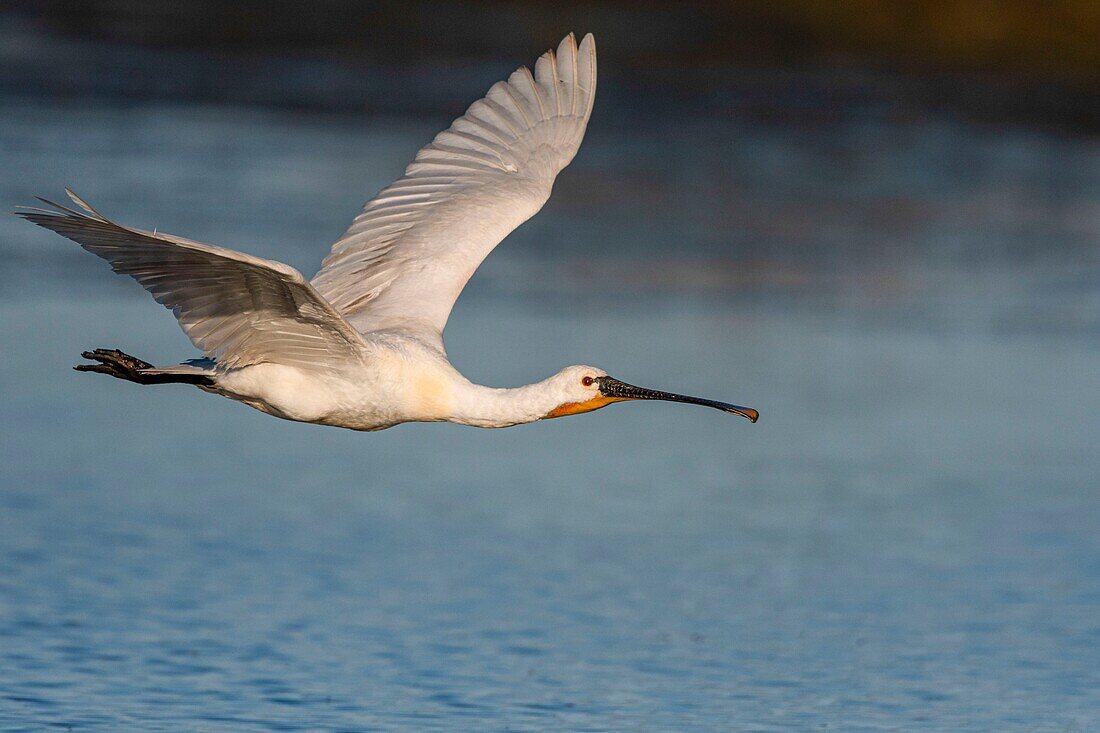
[311,32,597,338]
[20,192,365,370]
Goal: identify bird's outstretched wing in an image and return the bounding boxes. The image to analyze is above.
[311,32,596,340]
[20,192,366,370]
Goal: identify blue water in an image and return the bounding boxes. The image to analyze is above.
[1,90,1099,730]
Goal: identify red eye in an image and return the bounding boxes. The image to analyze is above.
[582,376,594,386]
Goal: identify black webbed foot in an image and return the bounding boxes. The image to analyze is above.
[75,348,155,384]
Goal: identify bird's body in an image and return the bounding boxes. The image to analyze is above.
[21,33,758,430]
[206,335,599,431]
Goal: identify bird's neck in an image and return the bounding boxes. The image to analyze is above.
[446,379,565,428]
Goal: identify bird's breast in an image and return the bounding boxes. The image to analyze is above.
[407,370,454,421]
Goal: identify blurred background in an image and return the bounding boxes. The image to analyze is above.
[1,2,1098,731]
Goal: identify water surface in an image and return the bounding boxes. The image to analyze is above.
[1,90,1098,731]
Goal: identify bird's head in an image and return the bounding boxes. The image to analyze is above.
[542,365,758,422]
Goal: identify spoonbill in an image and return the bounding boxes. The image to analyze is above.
[19,33,758,431]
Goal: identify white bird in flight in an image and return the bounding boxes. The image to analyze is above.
[20,33,758,431]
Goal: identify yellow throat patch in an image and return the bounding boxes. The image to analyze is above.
[543,394,626,419]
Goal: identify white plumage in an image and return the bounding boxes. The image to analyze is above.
[21,195,365,371]
[20,33,758,431]
[312,33,596,340]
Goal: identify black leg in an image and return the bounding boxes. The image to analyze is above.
[74,348,212,386]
